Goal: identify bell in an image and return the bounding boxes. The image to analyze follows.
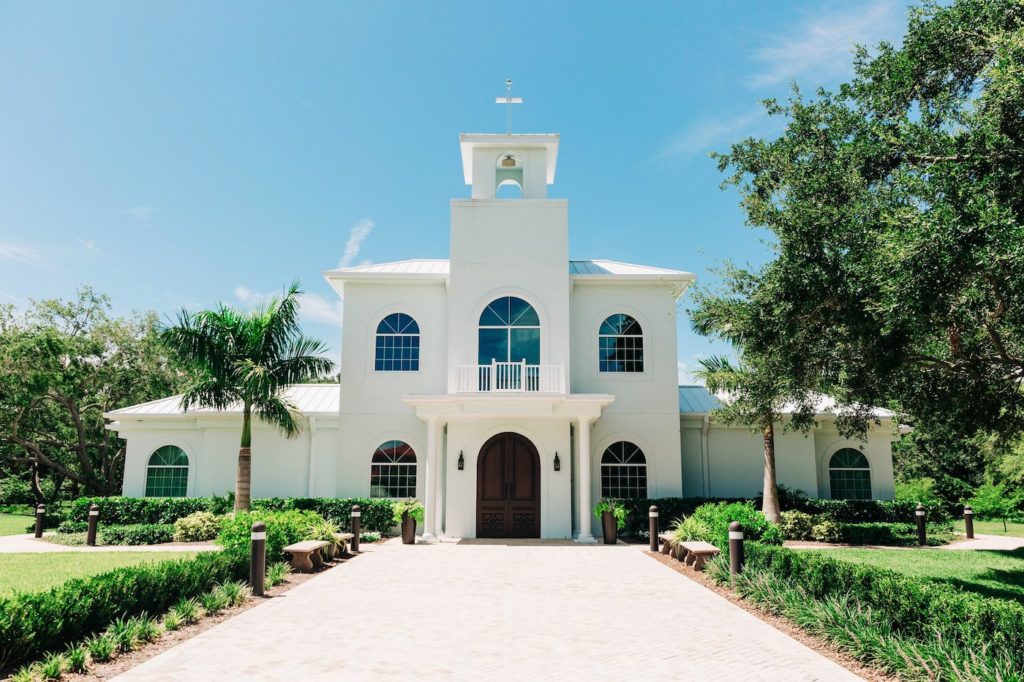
[501,155,516,167]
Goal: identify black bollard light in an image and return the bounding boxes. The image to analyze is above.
[86,503,99,546]
[649,506,659,552]
[351,504,361,553]
[729,521,745,578]
[34,504,45,538]
[964,505,974,539]
[250,521,266,597]
[915,503,927,546]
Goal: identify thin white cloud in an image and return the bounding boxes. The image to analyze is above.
[750,0,901,88]
[661,107,777,157]
[234,286,343,327]
[77,238,101,253]
[338,219,374,268]
[124,206,156,222]
[0,241,41,265]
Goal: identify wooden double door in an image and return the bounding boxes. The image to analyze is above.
[476,432,541,538]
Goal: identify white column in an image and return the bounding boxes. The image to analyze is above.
[422,418,439,542]
[433,421,446,536]
[576,417,597,543]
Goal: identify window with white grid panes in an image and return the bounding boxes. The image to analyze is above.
[598,314,644,373]
[829,448,872,500]
[145,445,189,497]
[600,441,648,499]
[375,313,420,371]
[370,440,417,498]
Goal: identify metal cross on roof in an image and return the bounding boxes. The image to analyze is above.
[495,78,523,135]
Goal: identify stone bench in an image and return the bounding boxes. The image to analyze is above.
[283,540,329,572]
[333,532,355,554]
[658,532,677,556]
[677,541,720,571]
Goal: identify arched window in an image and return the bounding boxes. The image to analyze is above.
[145,445,189,497]
[370,440,417,499]
[600,441,648,499]
[375,313,420,371]
[478,296,540,389]
[599,314,644,373]
[829,448,872,500]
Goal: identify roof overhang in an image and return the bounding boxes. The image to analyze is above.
[459,133,560,185]
[323,270,448,299]
[572,274,695,300]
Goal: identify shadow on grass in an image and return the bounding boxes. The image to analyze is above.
[928,548,1024,603]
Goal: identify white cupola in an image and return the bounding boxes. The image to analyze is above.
[459,133,560,200]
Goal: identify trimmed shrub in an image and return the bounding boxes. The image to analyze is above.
[173,512,221,542]
[780,510,814,541]
[677,501,784,549]
[0,551,245,669]
[100,524,175,545]
[250,497,396,533]
[837,521,955,546]
[69,497,212,526]
[810,520,842,543]
[743,542,1024,670]
[56,520,88,534]
[217,510,321,562]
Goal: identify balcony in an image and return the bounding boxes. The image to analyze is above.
[455,362,566,394]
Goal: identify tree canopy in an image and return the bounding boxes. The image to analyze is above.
[711,0,1024,450]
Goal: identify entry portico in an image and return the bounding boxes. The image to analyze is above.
[404,393,614,542]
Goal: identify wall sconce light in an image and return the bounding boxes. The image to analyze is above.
[553,452,561,472]
[458,451,465,471]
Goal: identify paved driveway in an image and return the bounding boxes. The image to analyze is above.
[117,540,860,681]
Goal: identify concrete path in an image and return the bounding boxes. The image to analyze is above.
[0,533,218,553]
[942,533,1024,551]
[117,540,861,681]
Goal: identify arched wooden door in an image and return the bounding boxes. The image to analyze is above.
[476,432,541,538]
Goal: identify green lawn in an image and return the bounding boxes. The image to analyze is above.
[0,552,202,597]
[811,547,1024,603]
[0,513,32,536]
[954,518,1024,538]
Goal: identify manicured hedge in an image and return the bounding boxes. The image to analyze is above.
[68,496,397,533]
[250,498,396,533]
[100,523,175,545]
[838,521,955,546]
[743,542,1024,668]
[622,496,952,538]
[0,551,246,669]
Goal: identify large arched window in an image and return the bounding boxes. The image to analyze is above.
[600,441,648,499]
[478,296,540,390]
[375,313,420,372]
[145,445,189,497]
[370,440,417,498]
[599,314,644,373]
[829,448,872,500]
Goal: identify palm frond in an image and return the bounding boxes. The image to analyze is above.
[254,393,302,438]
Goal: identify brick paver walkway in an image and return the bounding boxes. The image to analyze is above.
[117,540,861,681]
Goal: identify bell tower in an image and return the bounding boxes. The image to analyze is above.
[459,133,560,199]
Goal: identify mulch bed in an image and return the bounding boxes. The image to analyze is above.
[646,550,895,682]
[55,551,362,681]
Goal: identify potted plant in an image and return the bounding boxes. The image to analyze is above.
[307,518,342,560]
[594,498,626,544]
[393,499,425,544]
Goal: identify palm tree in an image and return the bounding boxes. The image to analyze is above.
[694,355,783,524]
[161,281,335,510]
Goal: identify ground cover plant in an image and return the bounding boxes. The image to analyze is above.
[0,552,203,597]
[704,541,1024,678]
[807,547,1024,603]
[0,550,246,668]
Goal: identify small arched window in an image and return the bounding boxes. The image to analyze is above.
[375,313,420,372]
[370,440,417,499]
[145,445,189,497]
[829,448,872,500]
[599,314,644,373]
[600,441,648,499]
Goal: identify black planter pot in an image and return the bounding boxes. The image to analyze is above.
[602,510,618,545]
[401,512,416,544]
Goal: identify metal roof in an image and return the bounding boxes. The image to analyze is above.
[106,384,341,418]
[678,386,724,414]
[325,259,693,279]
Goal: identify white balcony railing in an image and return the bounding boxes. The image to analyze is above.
[455,362,566,394]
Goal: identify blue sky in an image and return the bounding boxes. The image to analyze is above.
[0,1,907,380]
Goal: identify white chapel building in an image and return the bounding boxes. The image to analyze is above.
[108,129,898,541]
